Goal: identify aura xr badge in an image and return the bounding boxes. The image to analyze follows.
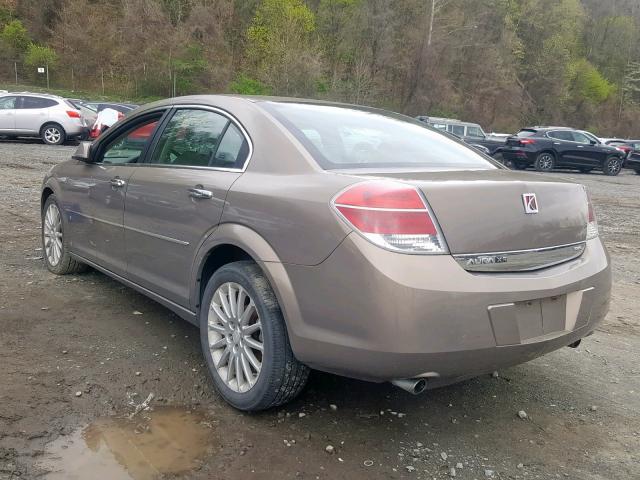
[522,193,538,214]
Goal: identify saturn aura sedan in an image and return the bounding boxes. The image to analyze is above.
[41,95,611,411]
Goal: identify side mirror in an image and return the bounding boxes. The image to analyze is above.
[72,141,94,163]
[589,140,597,145]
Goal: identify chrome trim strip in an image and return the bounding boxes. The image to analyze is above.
[334,203,428,213]
[67,209,189,245]
[124,225,190,245]
[454,241,586,272]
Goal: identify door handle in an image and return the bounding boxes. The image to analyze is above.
[577,145,584,148]
[110,177,126,188]
[188,186,213,199]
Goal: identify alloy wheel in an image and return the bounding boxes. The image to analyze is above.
[43,203,63,266]
[539,154,554,170]
[207,282,263,393]
[44,127,61,144]
[607,158,621,175]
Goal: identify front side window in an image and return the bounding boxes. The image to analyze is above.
[571,132,591,144]
[0,96,17,109]
[99,117,160,165]
[466,126,485,138]
[260,102,497,170]
[149,109,229,167]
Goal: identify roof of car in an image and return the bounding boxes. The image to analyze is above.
[2,91,63,99]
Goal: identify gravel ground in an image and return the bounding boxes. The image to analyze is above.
[0,141,639,480]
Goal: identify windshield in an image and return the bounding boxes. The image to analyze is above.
[261,102,497,170]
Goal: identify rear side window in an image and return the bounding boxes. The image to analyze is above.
[148,109,228,167]
[548,131,573,141]
[261,102,496,170]
[20,97,58,109]
[211,123,249,169]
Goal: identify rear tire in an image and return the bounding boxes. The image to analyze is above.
[534,152,555,172]
[41,123,66,145]
[42,195,87,274]
[199,261,309,411]
[603,156,622,176]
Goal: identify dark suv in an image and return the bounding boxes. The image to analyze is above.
[501,127,625,175]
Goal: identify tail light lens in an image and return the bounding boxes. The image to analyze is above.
[519,139,536,145]
[66,110,81,118]
[332,181,448,253]
[585,187,598,240]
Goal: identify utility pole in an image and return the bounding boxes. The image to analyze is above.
[46,64,50,89]
[14,61,17,85]
[173,72,177,97]
[101,69,105,95]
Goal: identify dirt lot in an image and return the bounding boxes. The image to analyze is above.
[1,141,639,480]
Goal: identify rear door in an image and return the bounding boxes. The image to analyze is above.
[123,107,250,307]
[0,96,17,131]
[15,96,56,133]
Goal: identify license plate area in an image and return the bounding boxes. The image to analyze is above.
[487,288,594,346]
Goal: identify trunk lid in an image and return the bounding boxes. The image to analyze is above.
[354,169,589,254]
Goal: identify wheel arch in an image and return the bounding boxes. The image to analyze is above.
[41,186,55,210]
[191,223,305,346]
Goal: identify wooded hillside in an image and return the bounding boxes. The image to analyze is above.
[0,0,639,136]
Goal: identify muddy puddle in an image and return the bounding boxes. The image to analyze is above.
[38,407,214,479]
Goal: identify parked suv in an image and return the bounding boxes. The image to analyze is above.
[501,127,625,175]
[415,116,505,155]
[0,93,87,145]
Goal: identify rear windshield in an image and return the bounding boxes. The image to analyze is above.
[516,130,537,137]
[260,102,497,170]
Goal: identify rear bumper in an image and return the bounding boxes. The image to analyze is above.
[501,148,536,164]
[275,235,611,382]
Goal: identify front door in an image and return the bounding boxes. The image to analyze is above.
[123,107,250,308]
[0,96,17,131]
[68,114,164,276]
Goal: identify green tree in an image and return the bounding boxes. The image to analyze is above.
[245,0,321,95]
[569,59,615,104]
[1,19,30,56]
[25,43,57,68]
[228,73,272,95]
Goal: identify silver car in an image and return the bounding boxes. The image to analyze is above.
[0,92,87,145]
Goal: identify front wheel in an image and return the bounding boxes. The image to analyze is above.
[534,152,555,172]
[41,124,66,145]
[603,156,622,176]
[42,195,87,274]
[199,261,309,411]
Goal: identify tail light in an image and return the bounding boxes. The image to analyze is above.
[519,139,536,145]
[66,110,81,118]
[584,187,598,240]
[332,181,448,253]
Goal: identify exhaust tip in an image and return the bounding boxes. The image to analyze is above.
[391,378,428,395]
